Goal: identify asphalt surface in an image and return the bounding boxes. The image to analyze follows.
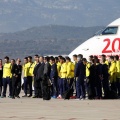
[0,92,120,120]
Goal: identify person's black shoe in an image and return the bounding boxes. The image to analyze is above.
[32,96,38,98]
[38,96,42,98]
[22,95,27,97]
[8,96,12,98]
[28,95,32,97]
[1,95,6,98]
[12,97,15,99]
[17,96,20,98]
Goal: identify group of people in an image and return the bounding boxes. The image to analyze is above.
[0,54,120,100]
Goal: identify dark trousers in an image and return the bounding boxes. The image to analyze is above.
[24,77,27,95]
[66,78,74,89]
[88,81,96,99]
[12,76,17,97]
[2,77,12,97]
[57,77,60,95]
[12,76,21,97]
[66,78,74,96]
[96,79,102,98]
[15,77,21,96]
[76,78,85,98]
[27,76,32,96]
[111,82,117,93]
[59,78,67,95]
[116,78,120,96]
[24,76,32,95]
[0,78,2,96]
[51,78,58,97]
[34,79,42,97]
[102,78,109,97]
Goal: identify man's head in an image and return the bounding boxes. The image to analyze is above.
[16,58,21,65]
[114,55,119,61]
[94,56,99,64]
[39,56,44,63]
[82,58,87,64]
[55,57,59,63]
[4,56,9,63]
[58,55,62,62]
[109,56,114,62]
[77,54,83,61]
[34,54,39,61]
[65,57,71,63]
[73,54,77,62]
[89,55,93,62]
[59,57,64,64]
[44,56,49,63]
[24,57,28,64]
[101,54,106,62]
[35,56,39,63]
[50,57,55,65]
[28,56,32,62]
[100,57,106,64]
[11,59,15,65]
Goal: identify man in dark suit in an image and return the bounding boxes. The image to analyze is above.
[50,57,58,98]
[44,57,51,78]
[35,56,45,98]
[11,58,22,99]
[42,56,51,100]
[33,56,41,98]
[74,54,86,100]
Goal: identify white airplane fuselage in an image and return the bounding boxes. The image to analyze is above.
[69,18,120,60]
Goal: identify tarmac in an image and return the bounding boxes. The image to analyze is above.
[0,92,120,120]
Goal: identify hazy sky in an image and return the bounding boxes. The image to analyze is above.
[0,0,120,32]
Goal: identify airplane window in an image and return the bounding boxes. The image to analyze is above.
[102,27,118,35]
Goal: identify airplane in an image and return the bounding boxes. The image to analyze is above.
[69,18,120,60]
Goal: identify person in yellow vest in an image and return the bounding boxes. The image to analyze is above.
[83,58,91,79]
[55,57,61,78]
[57,57,67,99]
[1,56,12,98]
[82,58,91,98]
[72,54,78,97]
[22,57,29,97]
[26,56,35,97]
[114,55,120,96]
[33,54,39,93]
[55,57,62,97]
[66,57,75,97]
[66,57,74,87]
[109,56,117,92]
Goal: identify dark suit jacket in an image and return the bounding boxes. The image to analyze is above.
[50,63,58,79]
[11,64,22,76]
[74,60,85,80]
[37,62,45,80]
[33,63,41,76]
[44,62,51,78]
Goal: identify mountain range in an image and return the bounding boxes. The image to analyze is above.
[0,25,103,59]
